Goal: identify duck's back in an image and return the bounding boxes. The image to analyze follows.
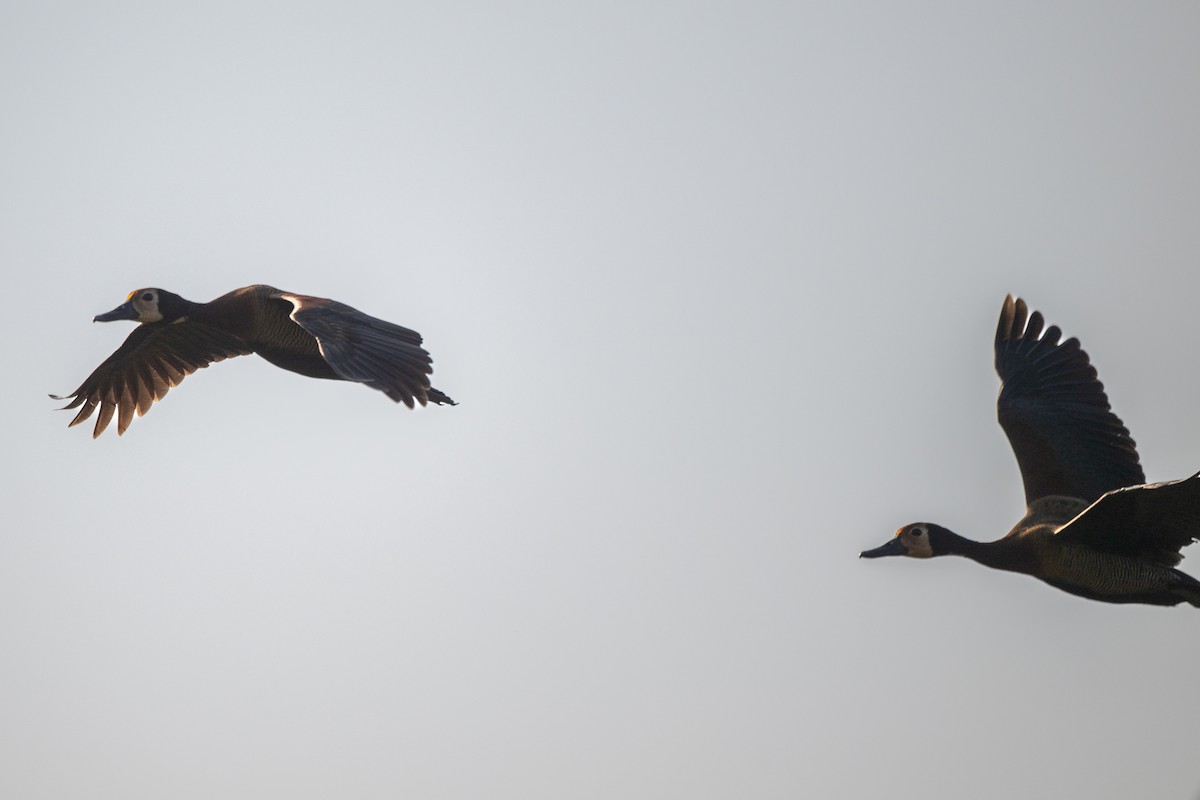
[207,285,336,379]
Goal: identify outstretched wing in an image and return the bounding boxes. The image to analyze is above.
[52,322,251,437]
[1054,473,1200,567]
[995,295,1143,506]
[277,292,452,408]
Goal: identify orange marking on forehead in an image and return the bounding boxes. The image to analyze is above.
[126,290,137,301]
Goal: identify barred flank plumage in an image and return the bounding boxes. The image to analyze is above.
[1049,546,1181,598]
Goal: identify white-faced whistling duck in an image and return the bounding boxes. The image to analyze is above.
[52,285,456,437]
[861,295,1200,607]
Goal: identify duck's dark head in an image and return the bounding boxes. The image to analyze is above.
[860,523,954,559]
[94,289,189,324]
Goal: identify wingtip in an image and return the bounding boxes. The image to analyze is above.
[50,393,81,412]
[996,295,1014,347]
[996,294,1032,344]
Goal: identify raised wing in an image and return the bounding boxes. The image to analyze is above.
[1054,473,1200,567]
[52,322,251,437]
[277,292,446,408]
[995,295,1143,506]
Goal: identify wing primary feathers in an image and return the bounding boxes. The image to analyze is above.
[995,295,1144,505]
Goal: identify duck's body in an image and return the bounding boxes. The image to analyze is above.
[861,296,1200,607]
[54,285,455,437]
[891,517,1200,607]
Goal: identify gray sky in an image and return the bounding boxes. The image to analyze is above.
[3,2,1200,798]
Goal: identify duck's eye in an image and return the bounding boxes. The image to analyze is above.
[911,527,925,537]
[141,292,154,302]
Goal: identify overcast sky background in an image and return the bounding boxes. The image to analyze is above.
[3,3,1200,799]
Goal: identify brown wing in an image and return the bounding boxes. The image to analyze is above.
[53,322,252,437]
[995,296,1144,507]
[1054,473,1200,567]
[277,292,447,408]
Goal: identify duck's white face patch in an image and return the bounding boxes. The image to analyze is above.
[899,524,934,558]
[130,289,163,323]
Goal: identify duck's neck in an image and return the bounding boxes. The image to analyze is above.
[936,530,1031,574]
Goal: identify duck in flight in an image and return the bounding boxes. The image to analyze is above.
[53,285,456,437]
[861,296,1200,607]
